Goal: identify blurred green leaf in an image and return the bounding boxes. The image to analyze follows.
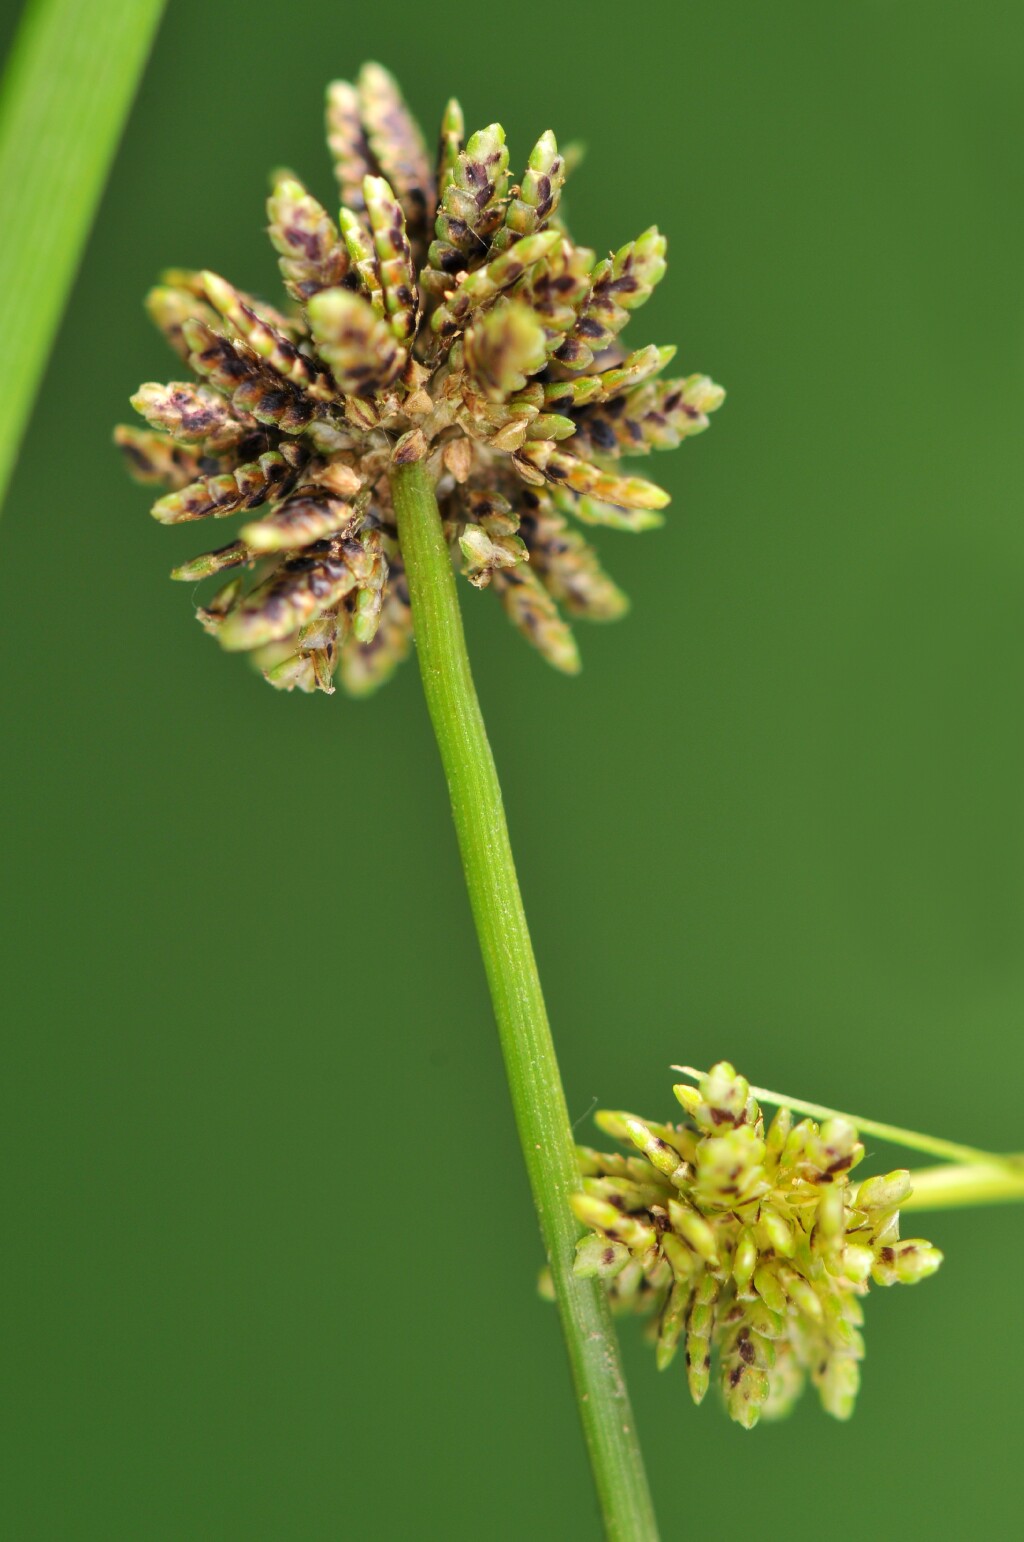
[0,0,165,513]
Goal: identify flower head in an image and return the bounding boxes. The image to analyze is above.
[117,64,723,696]
[569,1063,942,1428]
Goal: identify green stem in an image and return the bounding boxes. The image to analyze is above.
[391,458,658,1542]
[904,1158,1024,1212]
[0,0,166,513]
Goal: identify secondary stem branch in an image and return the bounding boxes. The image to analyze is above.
[391,458,658,1542]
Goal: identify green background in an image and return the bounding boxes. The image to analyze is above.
[2,1,1022,1536]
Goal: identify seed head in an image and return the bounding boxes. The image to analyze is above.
[568,1063,942,1428]
[117,64,723,696]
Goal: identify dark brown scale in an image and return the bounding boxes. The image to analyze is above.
[588,417,617,450]
[286,223,322,261]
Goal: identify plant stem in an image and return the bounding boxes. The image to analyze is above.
[0,0,166,513]
[903,1158,1024,1212]
[391,458,658,1542]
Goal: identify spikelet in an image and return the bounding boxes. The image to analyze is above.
[432,229,561,339]
[492,564,580,674]
[425,123,510,282]
[464,301,548,402]
[201,272,336,400]
[573,374,726,457]
[145,283,221,360]
[115,424,215,489]
[557,226,668,371]
[436,98,464,205]
[184,318,319,433]
[513,440,670,512]
[150,442,306,525]
[518,493,628,620]
[130,381,257,452]
[307,287,405,394]
[267,176,351,301]
[492,130,565,252]
[357,63,433,249]
[325,80,375,219]
[362,175,419,342]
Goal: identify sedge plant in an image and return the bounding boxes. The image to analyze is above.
[110,62,1024,1541]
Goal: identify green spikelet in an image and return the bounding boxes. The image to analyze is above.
[432,229,561,339]
[458,490,527,588]
[464,300,548,402]
[512,238,595,356]
[549,485,665,534]
[491,564,580,675]
[557,226,668,371]
[513,440,670,512]
[340,580,413,696]
[218,542,363,651]
[201,272,335,399]
[339,205,384,316]
[684,1273,719,1405]
[130,381,256,451]
[306,287,404,395]
[350,525,388,644]
[357,63,433,248]
[362,175,419,342]
[145,284,221,361]
[267,176,351,302]
[519,493,629,620]
[325,79,375,219]
[184,318,318,433]
[169,541,252,582]
[436,97,464,204]
[426,123,510,282]
[492,129,565,252]
[150,442,305,525]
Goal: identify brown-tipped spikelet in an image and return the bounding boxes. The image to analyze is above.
[568,1064,943,1429]
[117,63,724,696]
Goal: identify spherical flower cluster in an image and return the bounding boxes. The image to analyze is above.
[116,63,723,695]
[570,1062,942,1428]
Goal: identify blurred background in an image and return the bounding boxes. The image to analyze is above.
[2,1,1022,1536]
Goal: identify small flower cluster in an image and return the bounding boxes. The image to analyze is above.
[570,1063,942,1428]
[116,63,723,696]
